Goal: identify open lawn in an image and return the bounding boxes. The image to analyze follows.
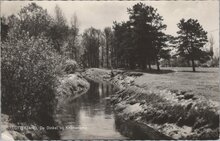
[134,67,219,102]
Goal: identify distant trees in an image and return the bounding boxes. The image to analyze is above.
[104,27,113,68]
[209,35,214,59]
[66,13,80,61]
[112,21,134,69]
[176,18,209,72]
[82,27,102,68]
[49,5,69,53]
[207,35,219,67]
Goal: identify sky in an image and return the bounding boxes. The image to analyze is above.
[1,1,219,56]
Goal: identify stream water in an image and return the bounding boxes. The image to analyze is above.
[54,80,127,139]
[52,80,156,140]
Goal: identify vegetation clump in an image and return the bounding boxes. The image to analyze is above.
[62,59,78,74]
[1,31,62,124]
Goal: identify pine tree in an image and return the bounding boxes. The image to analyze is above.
[176,18,209,72]
[128,2,167,70]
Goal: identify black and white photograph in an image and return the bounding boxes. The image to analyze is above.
[1,0,219,140]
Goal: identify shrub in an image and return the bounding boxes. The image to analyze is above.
[1,32,62,124]
[62,59,78,74]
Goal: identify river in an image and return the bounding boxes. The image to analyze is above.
[52,80,157,140]
[54,80,126,139]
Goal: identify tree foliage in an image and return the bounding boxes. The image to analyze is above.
[1,17,9,42]
[49,5,69,53]
[82,27,102,68]
[113,21,135,69]
[209,35,214,58]
[1,31,62,123]
[18,3,52,37]
[65,13,80,61]
[110,2,168,70]
[176,18,209,71]
[1,3,66,125]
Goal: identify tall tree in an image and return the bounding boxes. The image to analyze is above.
[66,13,80,61]
[153,33,171,71]
[113,21,135,69]
[49,5,69,53]
[209,34,214,59]
[127,2,167,70]
[104,27,113,68]
[100,32,105,68]
[2,3,52,40]
[1,17,9,42]
[82,27,102,68]
[18,3,52,37]
[176,18,209,72]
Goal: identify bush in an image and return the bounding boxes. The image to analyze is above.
[200,57,219,67]
[1,32,62,124]
[62,59,78,74]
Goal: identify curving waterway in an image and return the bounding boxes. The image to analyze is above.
[50,80,157,140]
[54,80,127,139]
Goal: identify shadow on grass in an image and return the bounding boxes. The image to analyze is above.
[178,70,215,73]
[127,69,175,74]
[127,69,215,74]
[145,69,175,74]
[115,68,175,74]
[110,67,215,74]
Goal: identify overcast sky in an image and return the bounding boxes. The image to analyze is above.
[1,1,219,56]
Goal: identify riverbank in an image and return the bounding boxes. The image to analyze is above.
[56,73,90,110]
[84,68,219,139]
[1,73,90,140]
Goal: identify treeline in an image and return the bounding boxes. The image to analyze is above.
[98,3,215,71]
[67,2,216,71]
[2,3,216,73]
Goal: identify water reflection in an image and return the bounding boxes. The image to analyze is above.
[55,80,127,140]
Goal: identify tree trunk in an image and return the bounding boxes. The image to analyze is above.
[156,60,160,71]
[74,48,77,61]
[102,46,104,68]
[141,61,146,70]
[148,59,151,71]
[111,47,113,68]
[106,40,109,68]
[148,63,151,71]
[192,59,196,72]
[106,85,109,96]
[168,59,171,67]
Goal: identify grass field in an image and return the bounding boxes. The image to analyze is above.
[133,67,219,102]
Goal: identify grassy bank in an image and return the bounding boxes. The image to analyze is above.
[55,73,90,113]
[84,68,219,139]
